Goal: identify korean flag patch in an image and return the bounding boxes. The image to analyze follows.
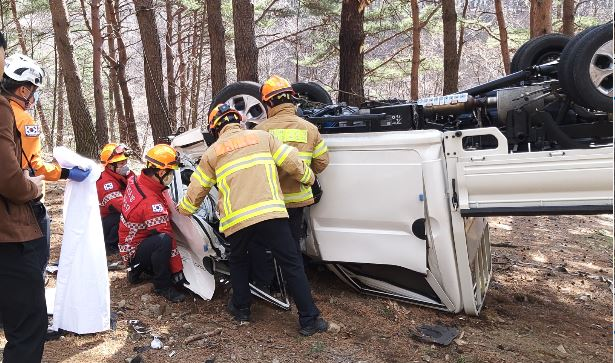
[24,125,41,137]
[103,182,114,191]
[152,204,164,213]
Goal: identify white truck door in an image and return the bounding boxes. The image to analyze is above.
[444,127,613,217]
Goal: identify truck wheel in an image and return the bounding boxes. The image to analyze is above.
[556,25,600,101]
[510,33,571,73]
[292,82,333,105]
[210,81,267,127]
[559,24,613,112]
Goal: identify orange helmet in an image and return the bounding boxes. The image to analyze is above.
[144,144,179,170]
[207,103,242,134]
[261,75,295,102]
[100,143,131,165]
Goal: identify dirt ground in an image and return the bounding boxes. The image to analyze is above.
[2,181,613,363]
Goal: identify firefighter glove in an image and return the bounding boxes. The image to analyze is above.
[68,167,91,182]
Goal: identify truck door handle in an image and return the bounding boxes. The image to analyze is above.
[549,151,566,157]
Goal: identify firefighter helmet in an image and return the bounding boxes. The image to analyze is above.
[207,103,242,134]
[260,75,295,102]
[144,144,179,170]
[100,143,131,165]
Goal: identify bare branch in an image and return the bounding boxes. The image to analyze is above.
[255,0,281,24]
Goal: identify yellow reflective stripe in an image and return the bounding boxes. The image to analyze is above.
[272,144,293,165]
[284,188,314,203]
[215,152,273,179]
[180,197,198,213]
[298,151,313,166]
[193,170,215,189]
[219,200,287,232]
[219,178,232,216]
[264,162,281,201]
[196,166,216,186]
[313,140,328,158]
[218,159,275,180]
[300,166,313,184]
[269,129,308,143]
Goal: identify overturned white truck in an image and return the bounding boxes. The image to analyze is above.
[167,24,613,316]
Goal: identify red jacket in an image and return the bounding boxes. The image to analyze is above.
[97,168,132,218]
[118,174,183,273]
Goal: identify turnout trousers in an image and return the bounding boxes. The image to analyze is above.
[102,212,121,255]
[226,218,320,328]
[0,239,47,363]
[129,233,173,290]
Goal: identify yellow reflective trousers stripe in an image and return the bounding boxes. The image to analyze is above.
[269,129,308,143]
[219,200,287,232]
[313,140,328,158]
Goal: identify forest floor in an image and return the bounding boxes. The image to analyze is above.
[2,181,613,363]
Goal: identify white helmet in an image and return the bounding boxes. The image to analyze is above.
[3,53,45,88]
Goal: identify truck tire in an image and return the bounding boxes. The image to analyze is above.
[209,81,267,124]
[556,25,600,101]
[510,33,571,73]
[559,24,613,111]
[292,82,333,105]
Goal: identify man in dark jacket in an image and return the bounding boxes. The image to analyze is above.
[0,31,48,363]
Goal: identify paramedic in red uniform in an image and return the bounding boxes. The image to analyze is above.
[118,144,186,303]
[97,143,133,255]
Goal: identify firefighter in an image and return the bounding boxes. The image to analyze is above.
[178,104,329,336]
[0,33,47,363]
[1,53,90,275]
[118,144,185,303]
[256,75,329,249]
[97,143,133,255]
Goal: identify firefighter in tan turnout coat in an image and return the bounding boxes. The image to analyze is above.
[255,75,329,248]
[177,104,329,336]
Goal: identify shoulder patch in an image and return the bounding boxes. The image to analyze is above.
[103,182,114,191]
[24,125,41,137]
[152,203,165,213]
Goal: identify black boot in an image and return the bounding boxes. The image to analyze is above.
[127,268,142,284]
[154,286,185,303]
[226,299,250,323]
[299,316,329,336]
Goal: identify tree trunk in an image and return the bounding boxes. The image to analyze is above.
[232,0,259,82]
[165,0,178,130]
[338,0,366,106]
[11,0,51,147]
[494,0,511,74]
[177,9,188,128]
[441,0,458,94]
[49,0,98,158]
[108,79,117,141]
[188,10,199,129]
[133,0,171,144]
[530,0,553,38]
[57,66,65,146]
[104,0,127,143]
[109,0,140,154]
[91,0,108,146]
[206,0,227,95]
[191,8,206,129]
[561,0,574,35]
[410,0,420,100]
